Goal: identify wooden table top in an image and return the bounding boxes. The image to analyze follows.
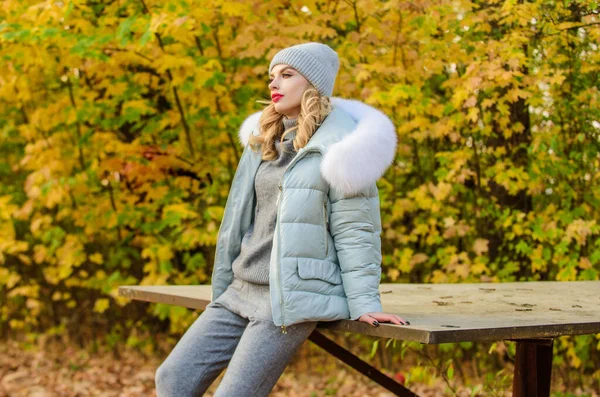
[118,281,600,344]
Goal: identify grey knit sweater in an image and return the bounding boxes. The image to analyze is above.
[231,117,298,284]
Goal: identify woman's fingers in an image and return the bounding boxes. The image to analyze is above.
[359,313,379,327]
[383,314,405,325]
[358,313,412,326]
[373,313,411,326]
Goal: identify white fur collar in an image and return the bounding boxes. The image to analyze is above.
[237,97,397,195]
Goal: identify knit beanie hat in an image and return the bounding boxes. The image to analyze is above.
[269,42,339,97]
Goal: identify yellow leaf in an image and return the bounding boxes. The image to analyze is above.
[578,258,592,270]
[157,245,173,262]
[8,285,40,298]
[471,261,487,276]
[473,239,489,256]
[387,268,400,282]
[0,195,18,220]
[163,204,199,220]
[33,245,48,265]
[94,298,110,314]
[410,253,429,267]
[398,248,414,273]
[0,269,21,289]
[431,270,448,283]
[463,95,477,108]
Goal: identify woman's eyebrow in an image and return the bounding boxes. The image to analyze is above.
[269,67,294,78]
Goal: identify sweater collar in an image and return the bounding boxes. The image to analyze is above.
[282,116,297,131]
[237,97,397,195]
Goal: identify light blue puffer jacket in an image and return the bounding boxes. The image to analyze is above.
[211,97,397,331]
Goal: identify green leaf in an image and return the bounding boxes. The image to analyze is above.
[117,16,136,46]
[447,363,454,380]
[139,23,152,46]
[370,340,379,359]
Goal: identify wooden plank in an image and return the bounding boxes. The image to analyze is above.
[373,280,600,343]
[117,285,431,343]
[119,285,211,310]
[118,280,600,344]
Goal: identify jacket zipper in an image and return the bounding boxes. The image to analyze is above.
[323,199,329,255]
[276,182,286,334]
[274,146,322,334]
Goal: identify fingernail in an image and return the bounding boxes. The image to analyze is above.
[406,321,411,325]
[372,321,379,327]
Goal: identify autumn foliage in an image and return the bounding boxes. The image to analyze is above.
[1,0,599,390]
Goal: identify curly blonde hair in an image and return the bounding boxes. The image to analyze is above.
[249,87,333,161]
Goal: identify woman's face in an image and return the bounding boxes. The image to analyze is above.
[268,64,312,119]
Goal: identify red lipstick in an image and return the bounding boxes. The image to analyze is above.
[272,94,283,102]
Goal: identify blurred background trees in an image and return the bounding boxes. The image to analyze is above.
[1,0,599,391]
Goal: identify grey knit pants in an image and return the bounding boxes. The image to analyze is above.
[155,276,318,396]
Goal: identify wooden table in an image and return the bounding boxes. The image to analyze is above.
[119,281,600,397]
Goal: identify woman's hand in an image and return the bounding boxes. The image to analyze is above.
[357,312,410,327]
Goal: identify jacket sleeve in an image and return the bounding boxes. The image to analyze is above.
[328,182,383,320]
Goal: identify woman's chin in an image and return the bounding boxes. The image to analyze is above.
[274,103,288,113]
[273,102,298,116]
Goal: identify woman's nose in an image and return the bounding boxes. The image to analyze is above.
[269,77,279,90]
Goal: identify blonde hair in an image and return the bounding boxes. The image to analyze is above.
[249,87,333,160]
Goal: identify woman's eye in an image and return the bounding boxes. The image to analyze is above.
[269,74,292,83]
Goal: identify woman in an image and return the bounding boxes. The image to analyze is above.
[156,42,409,397]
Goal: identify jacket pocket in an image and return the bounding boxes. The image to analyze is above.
[297,258,342,285]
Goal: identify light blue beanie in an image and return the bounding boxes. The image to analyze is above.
[269,42,340,97]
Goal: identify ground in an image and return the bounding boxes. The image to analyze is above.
[0,336,594,396]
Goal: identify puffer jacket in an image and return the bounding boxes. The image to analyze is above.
[211,97,397,332]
